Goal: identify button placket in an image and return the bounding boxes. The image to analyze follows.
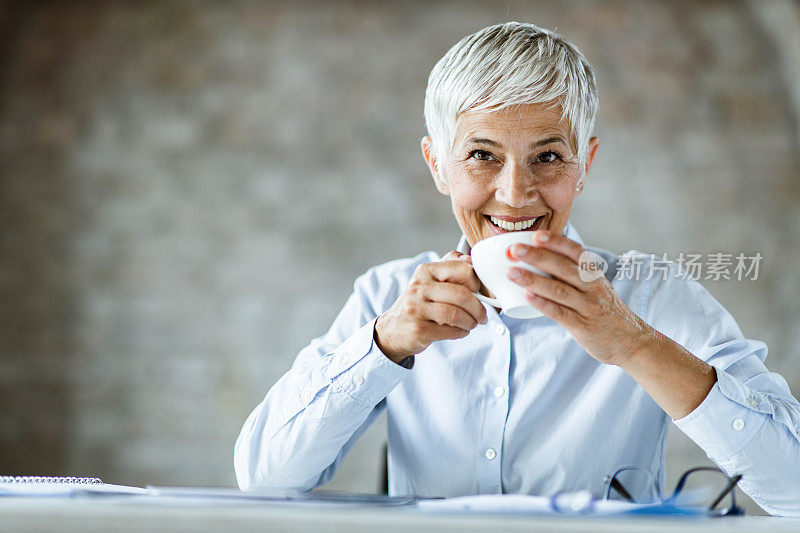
[476,318,511,494]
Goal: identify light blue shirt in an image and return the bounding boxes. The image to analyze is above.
[234,221,800,516]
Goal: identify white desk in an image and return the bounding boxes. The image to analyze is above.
[1,497,799,533]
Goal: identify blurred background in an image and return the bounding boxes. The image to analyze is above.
[1,0,798,515]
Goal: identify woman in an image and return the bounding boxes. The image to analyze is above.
[234,22,800,516]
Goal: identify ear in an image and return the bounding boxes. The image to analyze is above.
[574,136,599,198]
[421,136,450,195]
[585,136,600,174]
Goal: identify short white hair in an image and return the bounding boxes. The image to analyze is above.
[423,21,598,183]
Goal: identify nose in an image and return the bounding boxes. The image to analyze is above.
[494,160,538,207]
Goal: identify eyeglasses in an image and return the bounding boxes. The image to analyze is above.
[603,465,744,517]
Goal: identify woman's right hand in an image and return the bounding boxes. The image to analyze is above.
[374,251,489,363]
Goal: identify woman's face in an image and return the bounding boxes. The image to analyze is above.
[422,102,599,247]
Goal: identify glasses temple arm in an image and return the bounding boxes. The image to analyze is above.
[609,478,636,503]
[708,474,742,511]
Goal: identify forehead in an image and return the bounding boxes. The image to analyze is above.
[454,102,569,143]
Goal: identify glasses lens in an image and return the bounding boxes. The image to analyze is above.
[673,469,734,510]
[610,468,659,504]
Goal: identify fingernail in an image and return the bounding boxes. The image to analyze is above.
[508,268,521,281]
[536,230,549,242]
[512,244,528,257]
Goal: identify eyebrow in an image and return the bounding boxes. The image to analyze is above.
[465,136,569,150]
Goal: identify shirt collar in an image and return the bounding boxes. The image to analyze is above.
[456,219,584,255]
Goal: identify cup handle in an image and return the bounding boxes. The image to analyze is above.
[473,292,502,308]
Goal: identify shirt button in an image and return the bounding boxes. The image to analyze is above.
[485,448,497,460]
[746,397,759,407]
[494,324,507,336]
[352,374,364,386]
[732,419,745,431]
[493,386,506,398]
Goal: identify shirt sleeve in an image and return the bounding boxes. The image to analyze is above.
[234,266,413,492]
[646,261,800,517]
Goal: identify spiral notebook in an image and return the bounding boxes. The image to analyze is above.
[0,476,147,496]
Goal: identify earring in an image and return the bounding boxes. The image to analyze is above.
[575,182,583,192]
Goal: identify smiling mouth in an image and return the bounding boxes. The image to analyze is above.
[485,215,545,232]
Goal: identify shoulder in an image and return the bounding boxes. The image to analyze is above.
[357,249,441,286]
[608,248,744,347]
[585,244,757,358]
[584,245,720,320]
[353,250,441,311]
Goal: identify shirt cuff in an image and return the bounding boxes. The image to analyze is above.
[327,317,413,407]
[672,366,771,462]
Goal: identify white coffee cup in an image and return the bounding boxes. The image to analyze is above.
[470,232,550,319]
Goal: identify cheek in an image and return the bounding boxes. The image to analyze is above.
[448,175,492,213]
[538,168,580,208]
[541,186,574,209]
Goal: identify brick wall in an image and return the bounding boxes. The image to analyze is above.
[0,0,798,513]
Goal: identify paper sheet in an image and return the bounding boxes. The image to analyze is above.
[416,493,704,516]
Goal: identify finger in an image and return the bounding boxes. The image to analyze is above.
[429,323,471,341]
[441,250,473,265]
[424,281,488,325]
[507,244,585,288]
[421,301,479,331]
[529,230,585,264]
[424,260,481,293]
[441,250,462,261]
[524,291,581,326]
[508,267,590,316]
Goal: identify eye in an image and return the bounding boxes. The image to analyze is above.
[537,151,562,163]
[467,149,495,161]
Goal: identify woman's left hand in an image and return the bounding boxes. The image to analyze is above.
[506,230,655,366]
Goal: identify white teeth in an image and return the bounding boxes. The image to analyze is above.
[489,215,540,231]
